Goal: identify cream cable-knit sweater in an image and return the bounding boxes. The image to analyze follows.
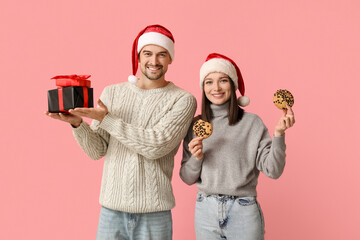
[73,82,196,213]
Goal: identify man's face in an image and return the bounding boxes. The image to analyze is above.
[138,45,172,81]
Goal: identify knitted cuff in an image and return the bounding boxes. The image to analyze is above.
[99,113,117,133]
[72,120,91,135]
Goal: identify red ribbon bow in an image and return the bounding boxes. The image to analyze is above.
[51,74,91,87]
[51,75,91,112]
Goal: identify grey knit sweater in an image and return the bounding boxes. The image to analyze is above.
[180,102,286,197]
[73,82,196,213]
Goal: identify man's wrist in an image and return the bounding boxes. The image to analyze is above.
[99,112,108,123]
[71,120,82,128]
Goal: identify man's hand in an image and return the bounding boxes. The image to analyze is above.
[69,99,109,122]
[188,137,204,160]
[45,111,83,127]
[274,105,295,136]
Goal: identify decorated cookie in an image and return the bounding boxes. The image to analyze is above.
[193,119,213,139]
[273,89,294,110]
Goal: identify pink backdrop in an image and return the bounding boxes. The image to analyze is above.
[1,0,359,239]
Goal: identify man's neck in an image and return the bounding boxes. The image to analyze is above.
[136,76,169,90]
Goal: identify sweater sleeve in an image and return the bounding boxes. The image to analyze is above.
[98,94,197,160]
[179,124,203,185]
[72,87,111,160]
[255,119,287,179]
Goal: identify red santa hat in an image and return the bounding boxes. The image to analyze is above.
[199,53,250,107]
[128,25,175,84]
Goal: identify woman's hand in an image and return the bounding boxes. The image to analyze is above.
[188,137,204,160]
[274,105,295,136]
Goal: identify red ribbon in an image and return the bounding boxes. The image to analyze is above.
[52,75,91,87]
[83,87,88,108]
[52,75,91,80]
[57,87,66,113]
[53,75,91,112]
[57,87,88,112]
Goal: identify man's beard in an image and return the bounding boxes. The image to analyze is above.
[141,65,165,80]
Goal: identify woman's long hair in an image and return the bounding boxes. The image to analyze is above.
[201,79,244,125]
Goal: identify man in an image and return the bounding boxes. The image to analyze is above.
[46,25,197,240]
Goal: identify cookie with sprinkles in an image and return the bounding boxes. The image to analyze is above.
[193,119,213,139]
[273,89,294,110]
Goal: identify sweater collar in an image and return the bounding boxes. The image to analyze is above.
[128,81,175,94]
[210,101,229,117]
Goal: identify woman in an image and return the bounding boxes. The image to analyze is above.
[180,53,295,240]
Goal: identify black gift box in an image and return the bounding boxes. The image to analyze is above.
[47,86,93,113]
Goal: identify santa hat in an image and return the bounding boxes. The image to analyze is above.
[199,53,250,107]
[128,25,175,84]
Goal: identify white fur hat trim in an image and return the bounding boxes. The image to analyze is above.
[200,58,238,90]
[138,32,174,60]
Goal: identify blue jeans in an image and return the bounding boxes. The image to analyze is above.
[96,207,172,240]
[194,192,265,240]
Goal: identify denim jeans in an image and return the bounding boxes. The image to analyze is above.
[194,192,265,240]
[96,207,172,240]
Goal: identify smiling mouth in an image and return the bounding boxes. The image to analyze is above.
[212,93,224,98]
[146,65,162,71]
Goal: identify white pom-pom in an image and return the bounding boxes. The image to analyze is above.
[128,75,138,84]
[237,96,250,107]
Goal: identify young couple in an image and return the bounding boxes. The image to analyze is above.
[46,24,295,240]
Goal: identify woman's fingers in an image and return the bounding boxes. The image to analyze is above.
[188,137,204,160]
[188,137,203,149]
[191,145,202,154]
[274,106,295,136]
[288,114,295,126]
[278,115,295,131]
[284,116,291,128]
[285,105,295,126]
[193,149,204,160]
[286,105,294,116]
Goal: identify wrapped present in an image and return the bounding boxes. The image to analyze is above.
[47,75,94,113]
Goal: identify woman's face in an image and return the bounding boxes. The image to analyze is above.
[203,72,232,105]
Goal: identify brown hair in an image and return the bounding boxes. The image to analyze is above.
[201,80,244,125]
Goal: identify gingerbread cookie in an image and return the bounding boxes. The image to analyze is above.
[273,89,294,110]
[193,119,213,139]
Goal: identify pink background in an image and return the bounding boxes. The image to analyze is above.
[1,0,359,239]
